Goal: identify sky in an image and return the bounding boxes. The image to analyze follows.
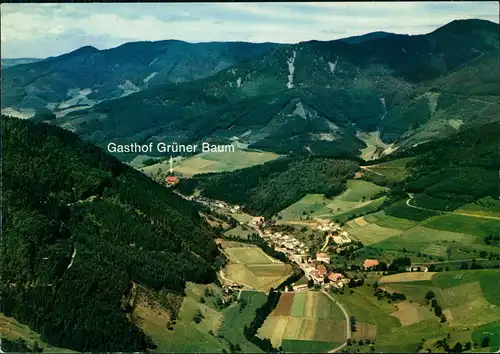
[1,2,498,58]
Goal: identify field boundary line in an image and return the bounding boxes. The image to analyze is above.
[405,193,500,220]
[321,290,351,353]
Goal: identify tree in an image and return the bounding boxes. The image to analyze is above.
[481,336,490,348]
[200,296,205,304]
[452,342,463,353]
[193,309,204,323]
[425,290,435,300]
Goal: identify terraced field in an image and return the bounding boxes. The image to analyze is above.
[258,291,345,352]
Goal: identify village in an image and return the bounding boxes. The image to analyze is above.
[172,187,432,297]
[181,191,386,292]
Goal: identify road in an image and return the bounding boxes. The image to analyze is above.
[219,269,255,290]
[405,193,500,220]
[321,234,331,252]
[321,290,351,353]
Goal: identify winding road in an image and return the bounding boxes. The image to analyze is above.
[321,290,351,353]
[405,193,500,220]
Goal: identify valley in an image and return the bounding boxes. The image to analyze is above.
[2,8,499,353]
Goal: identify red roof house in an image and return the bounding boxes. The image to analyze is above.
[316,264,327,276]
[363,259,380,269]
[328,273,343,282]
[165,176,179,185]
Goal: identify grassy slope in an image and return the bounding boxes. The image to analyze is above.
[279,179,386,222]
[143,284,266,353]
[338,270,500,352]
[0,314,75,353]
[142,148,279,177]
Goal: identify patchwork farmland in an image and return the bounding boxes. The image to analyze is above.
[218,240,293,290]
[258,291,346,352]
[338,270,500,352]
[279,179,387,222]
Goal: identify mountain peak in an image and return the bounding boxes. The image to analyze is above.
[432,18,499,35]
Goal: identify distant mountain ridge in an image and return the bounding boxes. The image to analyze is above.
[1,40,282,116]
[1,57,42,68]
[2,19,498,162]
[49,19,499,161]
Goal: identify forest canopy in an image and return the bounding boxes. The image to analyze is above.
[1,116,219,351]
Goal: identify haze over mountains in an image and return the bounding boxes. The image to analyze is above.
[2,19,499,162]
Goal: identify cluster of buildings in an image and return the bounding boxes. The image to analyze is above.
[303,262,349,289]
[332,232,352,245]
[316,222,339,232]
[263,230,309,260]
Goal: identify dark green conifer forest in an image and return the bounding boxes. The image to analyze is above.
[1,116,219,351]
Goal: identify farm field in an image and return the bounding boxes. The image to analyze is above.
[370,270,500,352]
[379,272,437,283]
[218,291,269,352]
[139,283,267,353]
[457,197,500,218]
[279,180,387,222]
[142,148,279,177]
[373,222,500,260]
[219,240,293,290]
[361,158,413,182]
[410,193,466,211]
[258,291,345,351]
[385,200,441,221]
[133,282,227,353]
[345,220,402,245]
[346,195,500,265]
[337,270,500,352]
[422,213,500,238]
[0,314,75,352]
[224,225,254,240]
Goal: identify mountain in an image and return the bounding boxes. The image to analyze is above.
[1,58,42,68]
[1,41,281,117]
[1,115,220,351]
[179,121,499,219]
[178,157,360,218]
[340,31,395,44]
[52,19,499,161]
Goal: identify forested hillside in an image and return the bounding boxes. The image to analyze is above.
[1,41,280,114]
[1,116,219,351]
[179,157,359,217]
[398,122,500,202]
[52,19,499,161]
